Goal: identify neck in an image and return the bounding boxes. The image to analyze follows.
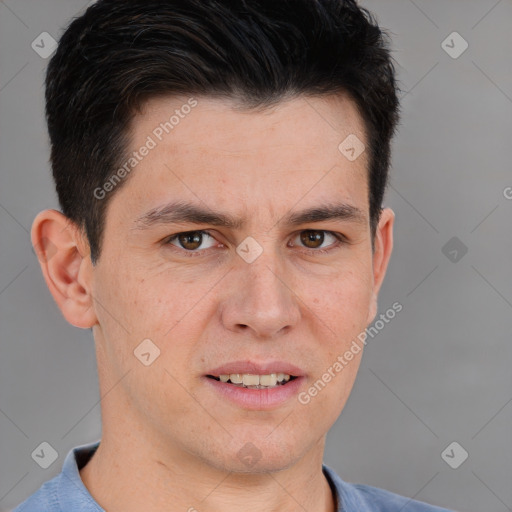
[79,430,336,512]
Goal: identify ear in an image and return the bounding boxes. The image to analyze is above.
[367,207,394,324]
[31,209,97,329]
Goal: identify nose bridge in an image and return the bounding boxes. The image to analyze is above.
[222,241,301,337]
[246,252,286,305]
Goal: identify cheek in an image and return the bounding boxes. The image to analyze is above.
[310,265,373,335]
[115,269,220,368]
[99,261,188,334]
[299,271,370,426]
[90,257,175,367]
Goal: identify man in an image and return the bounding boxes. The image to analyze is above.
[14,0,453,510]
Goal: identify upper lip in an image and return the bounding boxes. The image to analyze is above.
[207,360,304,377]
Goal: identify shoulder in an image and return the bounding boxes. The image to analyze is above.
[12,440,103,512]
[323,465,454,512]
[11,477,58,512]
[349,482,454,511]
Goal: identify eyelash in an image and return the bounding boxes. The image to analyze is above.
[163,230,347,258]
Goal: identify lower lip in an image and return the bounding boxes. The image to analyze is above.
[203,376,304,410]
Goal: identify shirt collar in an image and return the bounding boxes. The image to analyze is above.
[58,439,104,511]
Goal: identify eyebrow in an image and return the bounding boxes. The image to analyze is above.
[132,200,367,231]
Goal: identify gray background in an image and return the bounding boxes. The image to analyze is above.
[1,1,511,511]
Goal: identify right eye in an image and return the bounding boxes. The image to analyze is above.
[164,230,221,255]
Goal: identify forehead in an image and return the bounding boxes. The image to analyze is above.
[134,93,366,154]
[112,94,370,224]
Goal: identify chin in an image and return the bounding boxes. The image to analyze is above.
[213,452,299,475]
[220,435,305,474]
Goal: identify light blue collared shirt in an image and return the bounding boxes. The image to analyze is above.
[13,440,453,511]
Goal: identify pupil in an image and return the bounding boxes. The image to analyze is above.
[301,230,323,248]
[180,232,202,250]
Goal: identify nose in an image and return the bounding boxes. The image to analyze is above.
[220,251,301,339]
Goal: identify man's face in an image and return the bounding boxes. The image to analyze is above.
[86,94,392,472]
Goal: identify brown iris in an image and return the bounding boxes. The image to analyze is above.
[178,232,203,250]
[300,230,325,249]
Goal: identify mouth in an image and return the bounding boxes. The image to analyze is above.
[204,362,304,409]
[206,373,298,389]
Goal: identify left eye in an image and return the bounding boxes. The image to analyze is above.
[290,230,341,250]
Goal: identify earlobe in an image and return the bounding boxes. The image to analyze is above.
[31,209,98,329]
[366,207,394,325]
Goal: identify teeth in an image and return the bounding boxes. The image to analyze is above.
[229,373,243,384]
[242,374,260,386]
[259,374,277,386]
[216,373,292,388]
